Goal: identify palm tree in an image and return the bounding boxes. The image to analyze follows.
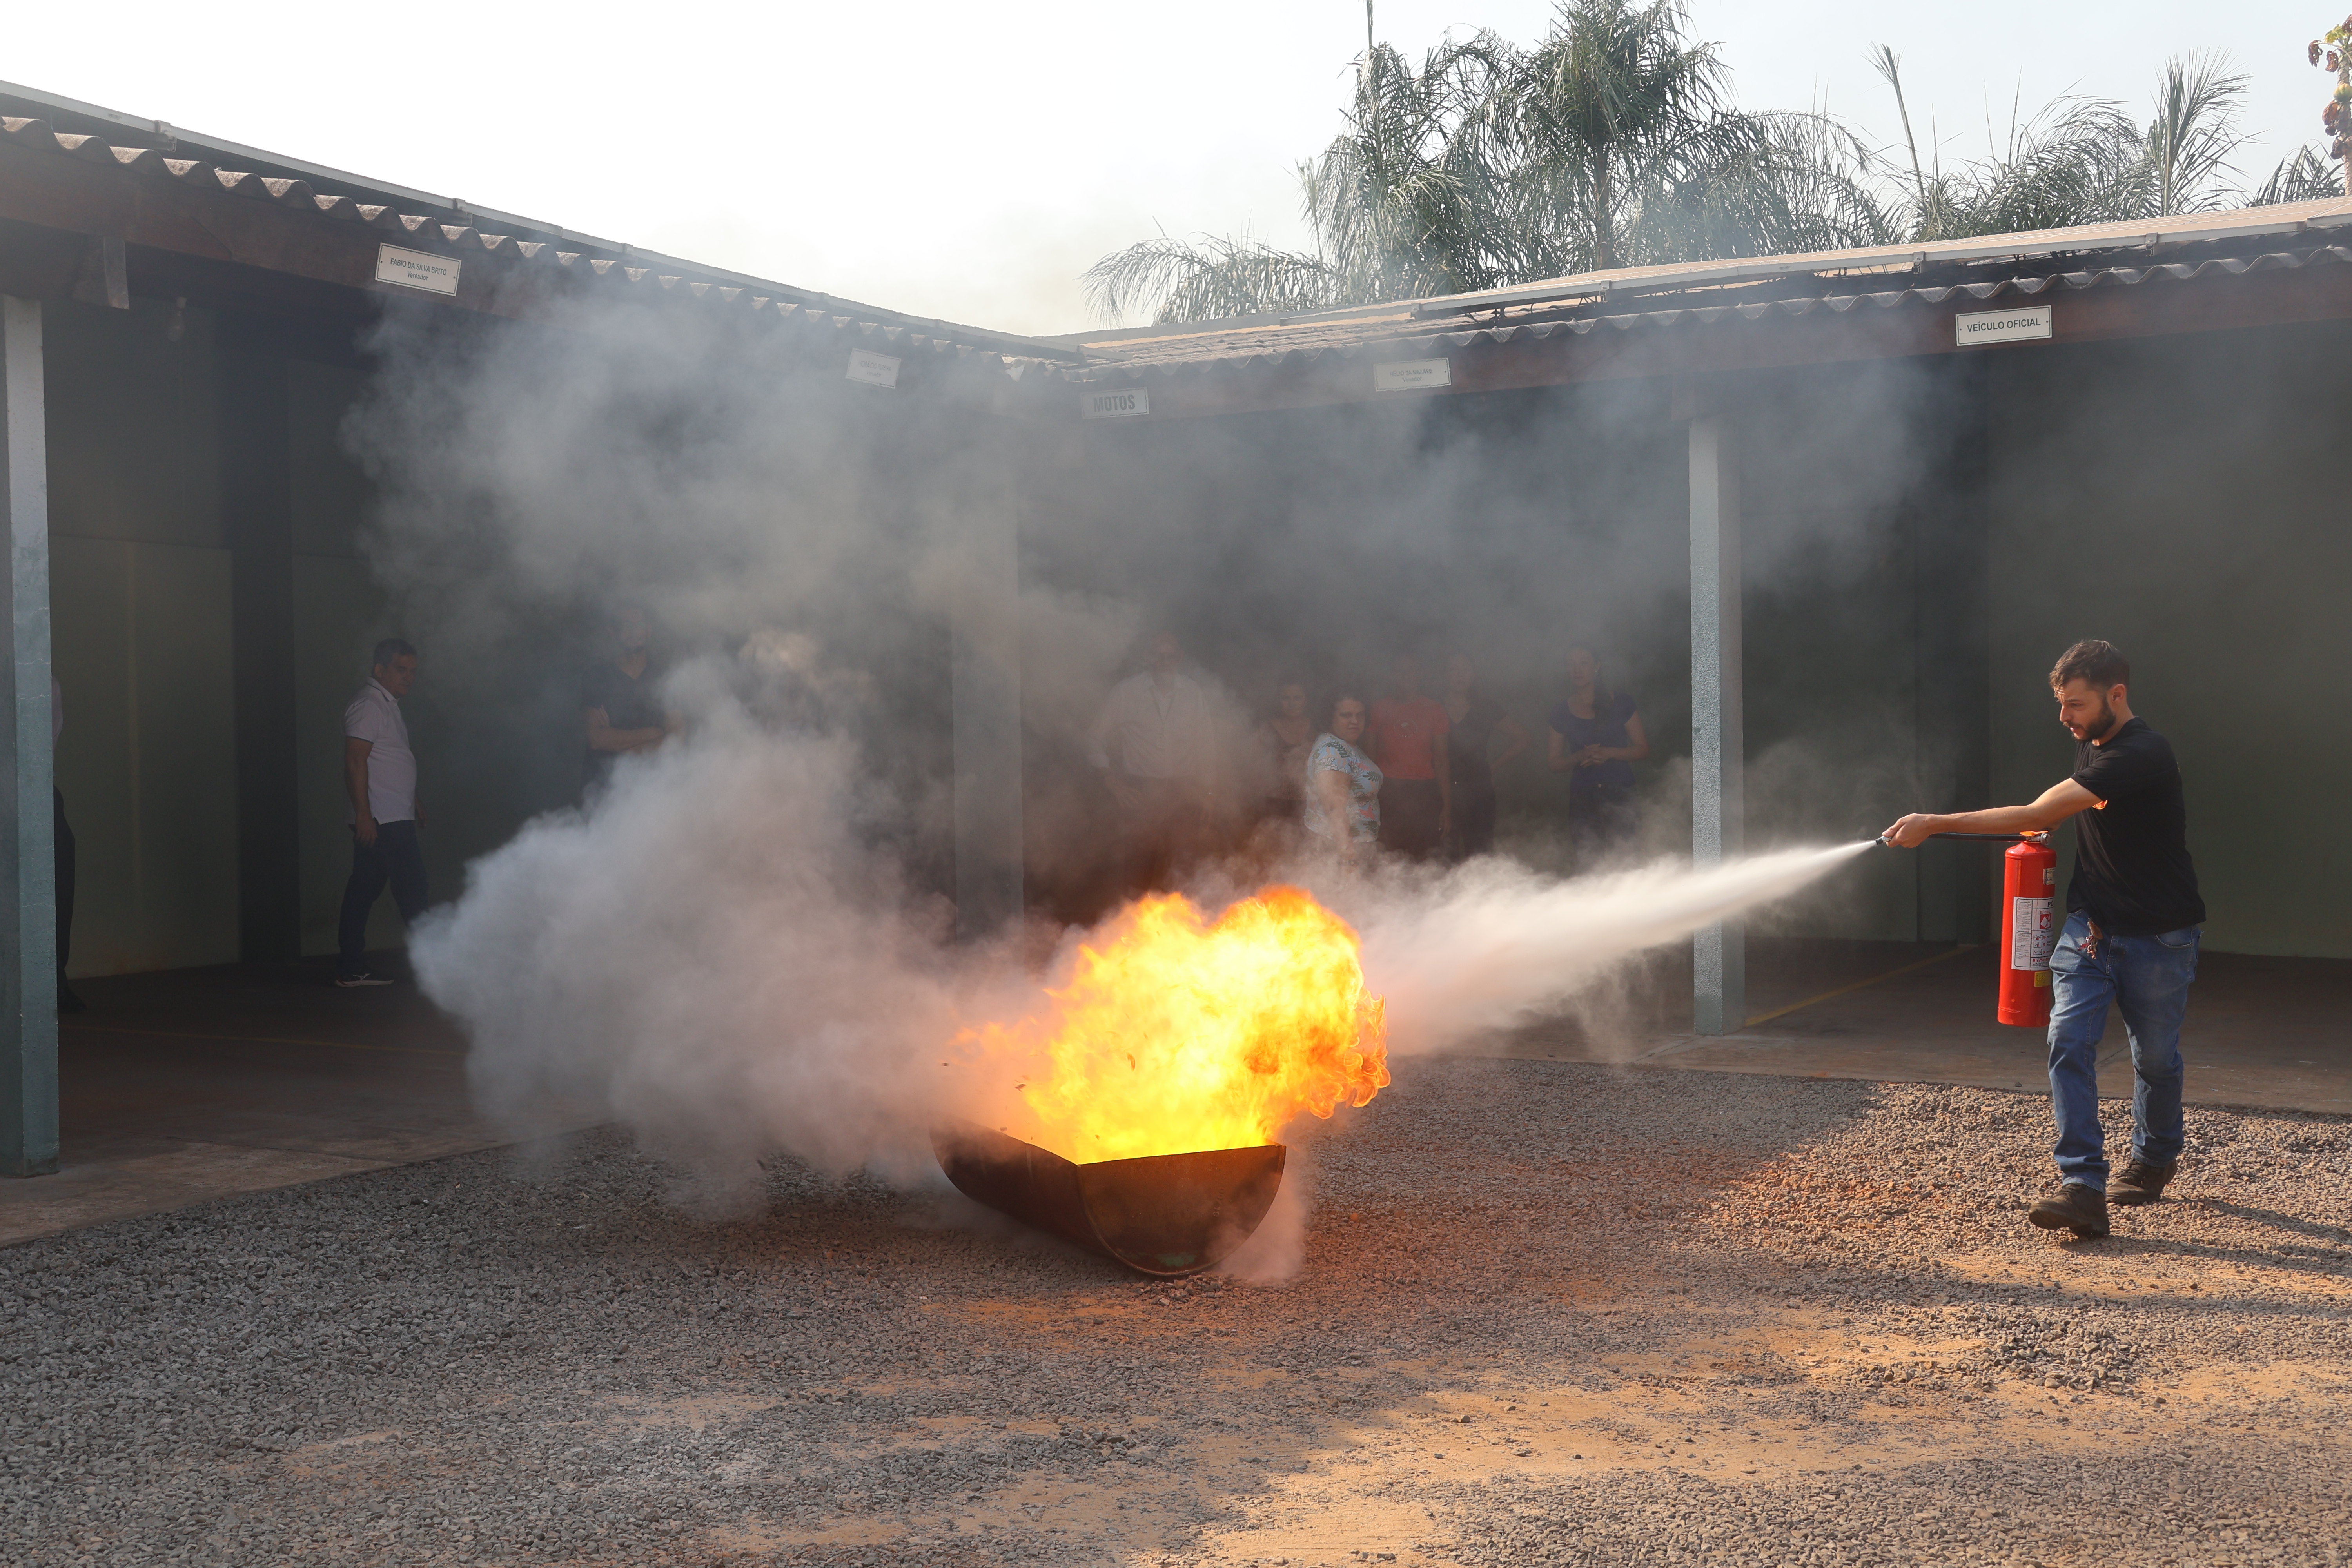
[1300,34,1519,300]
[1085,4,1876,323]
[1085,18,2335,327]
[1501,0,1755,272]
[1083,37,1512,324]
[1869,49,2283,239]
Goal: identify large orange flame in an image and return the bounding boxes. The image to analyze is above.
[959,886,1389,1162]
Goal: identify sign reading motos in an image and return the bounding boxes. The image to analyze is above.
[1954,304,2051,346]
[375,244,461,296]
[1081,387,1150,419]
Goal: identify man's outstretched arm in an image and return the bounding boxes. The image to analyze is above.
[1882,778,2099,848]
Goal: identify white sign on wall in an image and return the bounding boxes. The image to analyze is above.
[1954,304,2052,347]
[1374,357,1452,392]
[1081,386,1150,419]
[374,244,461,296]
[846,348,902,388]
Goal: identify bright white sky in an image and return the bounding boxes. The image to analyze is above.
[7,3,2331,335]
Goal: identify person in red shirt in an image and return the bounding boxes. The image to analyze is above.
[1369,653,1451,860]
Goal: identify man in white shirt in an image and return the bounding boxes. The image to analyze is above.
[1086,631,1217,891]
[336,639,428,987]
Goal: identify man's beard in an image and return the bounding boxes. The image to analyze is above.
[2071,698,2121,742]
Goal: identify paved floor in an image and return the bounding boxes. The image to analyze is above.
[1500,940,2352,1115]
[0,959,508,1247]
[4,939,2345,1247]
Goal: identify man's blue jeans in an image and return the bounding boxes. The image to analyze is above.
[2046,911,2198,1191]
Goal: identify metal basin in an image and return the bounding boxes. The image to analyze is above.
[932,1120,1286,1277]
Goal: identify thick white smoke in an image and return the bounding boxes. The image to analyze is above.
[411,677,1025,1200]
[346,289,1897,1237]
[417,704,1870,1194]
[1344,841,1878,1054]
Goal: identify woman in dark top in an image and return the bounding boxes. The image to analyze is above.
[583,603,679,797]
[1441,653,1528,860]
[1547,647,1648,868]
[1252,677,1316,825]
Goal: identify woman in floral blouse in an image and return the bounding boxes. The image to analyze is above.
[1304,692,1382,868]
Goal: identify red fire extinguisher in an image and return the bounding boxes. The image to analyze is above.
[1999,837,2060,1027]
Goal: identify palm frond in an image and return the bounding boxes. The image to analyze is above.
[2140,53,2250,215]
[1082,235,1339,325]
[2249,145,2345,205]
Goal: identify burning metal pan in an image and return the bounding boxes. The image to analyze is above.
[932,1120,1285,1278]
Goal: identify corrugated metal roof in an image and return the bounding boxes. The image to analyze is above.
[1403,198,2352,313]
[1057,198,2352,379]
[0,80,1083,365]
[11,74,2347,392]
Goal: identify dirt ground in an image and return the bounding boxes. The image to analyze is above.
[4,1057,2349,1566]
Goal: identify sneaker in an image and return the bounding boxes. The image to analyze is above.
[2109,1157,2178,1207]
[334,972,393,989]
[2027,1182,2110,1238]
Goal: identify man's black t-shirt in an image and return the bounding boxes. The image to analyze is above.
[2069,717,2204,935]
[583,660,665,787]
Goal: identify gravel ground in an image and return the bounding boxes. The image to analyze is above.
[4,1058,2350,1567]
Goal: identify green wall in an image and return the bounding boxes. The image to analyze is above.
[45,299,239,975]
[1987,321,2352,958]
[37,293,2346,973]
[44,299,410,974]
[49,537,239,973]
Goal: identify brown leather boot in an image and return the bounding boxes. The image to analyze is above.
[2109,1156,2178,1206]
[2027,1182,2110,1238]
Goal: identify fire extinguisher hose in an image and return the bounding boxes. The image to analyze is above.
[1875,831,2049,846]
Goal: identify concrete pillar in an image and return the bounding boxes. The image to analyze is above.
[218,319,301,963]
[951,445,1024,942]
[0,296,58,1175]
[1689,413,1744,1036]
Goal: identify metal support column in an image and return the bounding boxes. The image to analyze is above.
[1689,413,1744,1036]
[950,444,1024,942]
[0,296,58,1175]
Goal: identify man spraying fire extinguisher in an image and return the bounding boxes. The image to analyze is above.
[1881,640,2205,1240]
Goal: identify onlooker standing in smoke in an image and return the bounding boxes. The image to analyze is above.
[1369,654,1451,860]
[583,603,679,799]
[52,677,81,1014]
[1548,647,1648,867]
[336,639,428,989]
[1442,653,1529,861]
[1087,630,1217,891]
[1883,640,2205,1240]
[1252,677,1315,825]
[1304,693,1381,870]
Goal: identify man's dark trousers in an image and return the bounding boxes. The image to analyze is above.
[337,820,428,978]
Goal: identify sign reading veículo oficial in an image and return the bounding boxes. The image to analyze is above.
[375,244,461,296]
[1954,304,2052,347]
